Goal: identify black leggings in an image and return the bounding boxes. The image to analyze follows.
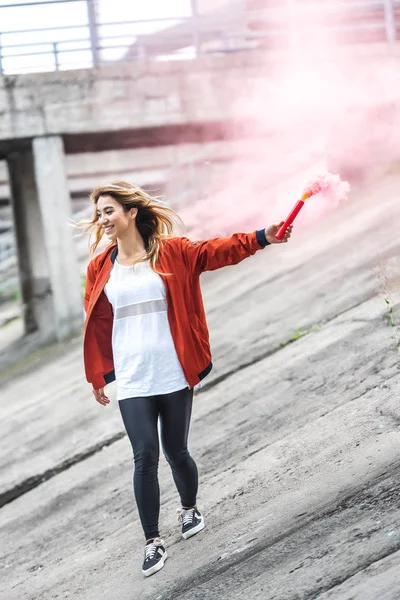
[118,387,198,540]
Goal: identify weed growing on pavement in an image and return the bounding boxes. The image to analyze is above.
[291,328,305,341]
[384,296,400,350]
[377,255,400,351]
[289,322,324,343]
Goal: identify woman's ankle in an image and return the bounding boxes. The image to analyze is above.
[145,536,160,544]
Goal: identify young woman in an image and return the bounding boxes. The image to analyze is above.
[81,181,292,577]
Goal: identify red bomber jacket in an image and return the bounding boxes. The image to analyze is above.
[83,230,270,390]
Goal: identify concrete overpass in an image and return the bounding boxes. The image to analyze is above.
[1,44,400,344]
[2,44,400,147]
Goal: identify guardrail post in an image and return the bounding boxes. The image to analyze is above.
[53,42,60,70]
[384,0,396,43]
[190,0,201,58]
[86,0,100,66]
[0,33,3,74]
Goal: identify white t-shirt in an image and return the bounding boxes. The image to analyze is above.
[104,259,188,400]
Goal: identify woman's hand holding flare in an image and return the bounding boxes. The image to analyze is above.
[265,222,293,244]
[275,173,350,240]
[93,387,110,406]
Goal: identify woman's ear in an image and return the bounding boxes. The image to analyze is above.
[130,207,138,220]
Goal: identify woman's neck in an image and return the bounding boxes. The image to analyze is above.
[116,227,146,261]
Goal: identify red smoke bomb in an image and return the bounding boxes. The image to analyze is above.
[276,173,350,240]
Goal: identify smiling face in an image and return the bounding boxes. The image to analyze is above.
[96,195,137,241]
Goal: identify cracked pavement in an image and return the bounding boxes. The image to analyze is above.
[1,174,400,599]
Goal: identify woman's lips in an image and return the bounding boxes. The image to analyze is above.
[104,225,114,234]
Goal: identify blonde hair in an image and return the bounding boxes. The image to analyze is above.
[76,181,182,269]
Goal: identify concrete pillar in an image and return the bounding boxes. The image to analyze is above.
[383,0,396,43]
[7,147,52,339]
[33,136,83,341]
[7,137,83,343]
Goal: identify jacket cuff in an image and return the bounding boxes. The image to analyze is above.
[256,229,271,248]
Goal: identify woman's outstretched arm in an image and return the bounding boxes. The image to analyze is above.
[180,223,292,275]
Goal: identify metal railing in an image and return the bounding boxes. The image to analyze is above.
[0,18,195,73]
[0,0,399,75]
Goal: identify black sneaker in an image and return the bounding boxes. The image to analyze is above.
[177,507,205,539]
[142,538,167,577]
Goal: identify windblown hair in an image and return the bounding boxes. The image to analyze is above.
[76,181,182,268]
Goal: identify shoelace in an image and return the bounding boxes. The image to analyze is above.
[177,508,196,526]
[144,539,162,561]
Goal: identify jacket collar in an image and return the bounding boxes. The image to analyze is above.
[108,241,151,265]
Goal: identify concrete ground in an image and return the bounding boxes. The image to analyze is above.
[1,171,400,600]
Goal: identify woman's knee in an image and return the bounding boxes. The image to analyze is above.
[163,447,190,468]
[133,444,159,473]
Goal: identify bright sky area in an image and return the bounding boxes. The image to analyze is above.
[0,0,193,73]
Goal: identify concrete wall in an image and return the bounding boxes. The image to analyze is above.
[1,44,400,148]
[0,138,272,210]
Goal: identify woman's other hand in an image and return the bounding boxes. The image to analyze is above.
[265,223,293,244]
[93,387,110,406]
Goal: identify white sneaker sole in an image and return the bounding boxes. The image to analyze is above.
[182,517,205,539]
[142,552,168,577]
